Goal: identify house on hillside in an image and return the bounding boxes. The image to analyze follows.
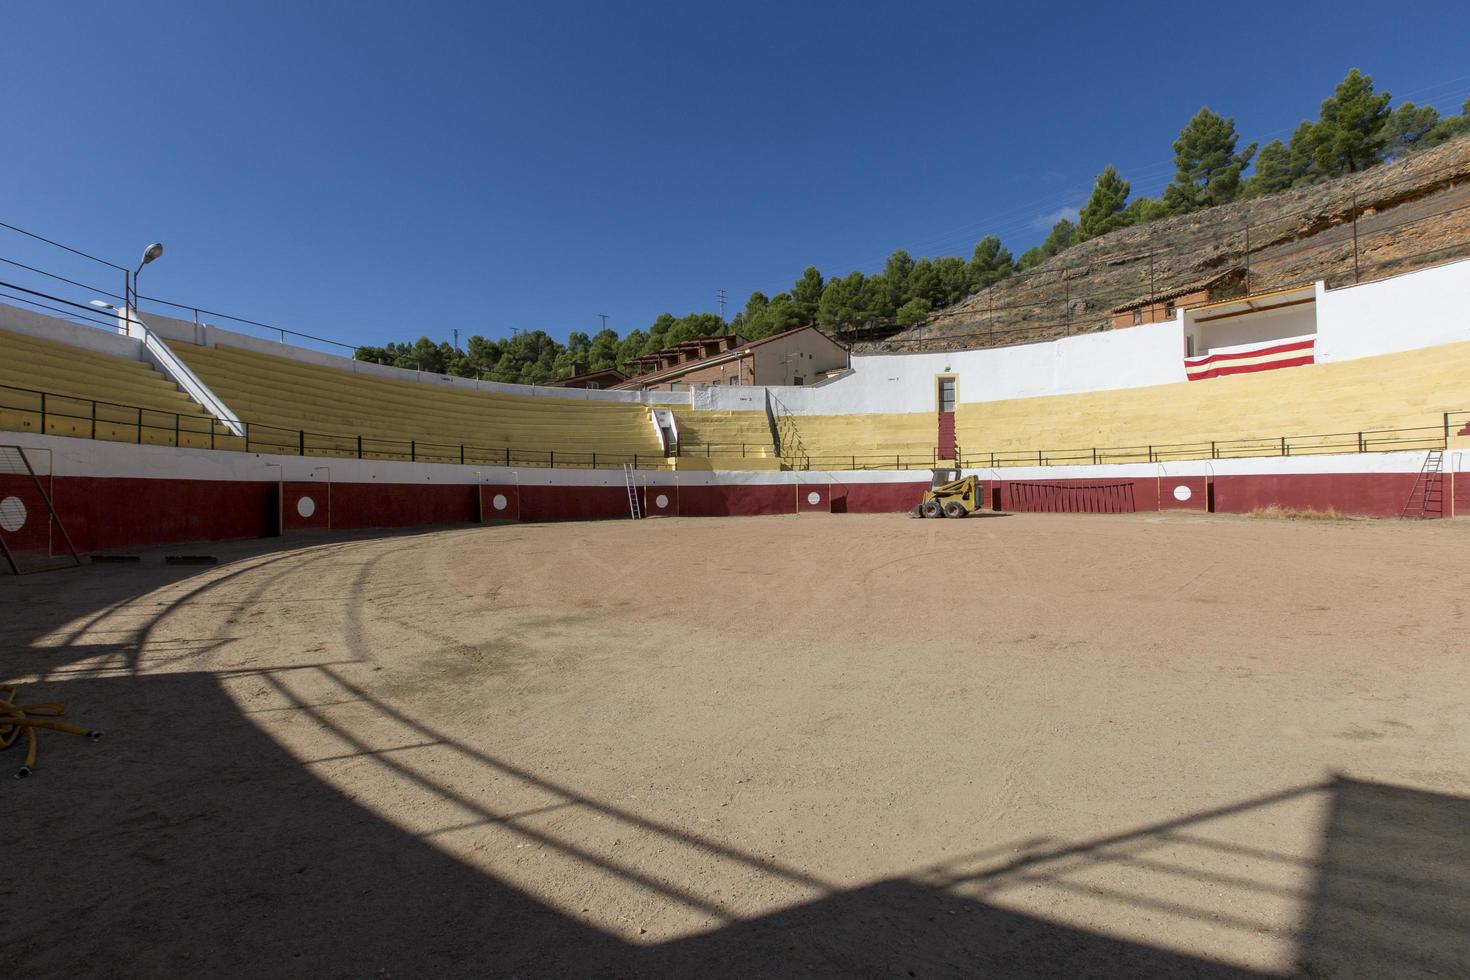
[612,326,850,391]
[549,362,628,390]
[1110,268,1248,331]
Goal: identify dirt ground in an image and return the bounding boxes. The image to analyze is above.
[4,512,1469,978]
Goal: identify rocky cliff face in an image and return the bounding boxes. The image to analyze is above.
[874,136,1470,352]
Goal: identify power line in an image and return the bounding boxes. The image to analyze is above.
[0,219,128,272]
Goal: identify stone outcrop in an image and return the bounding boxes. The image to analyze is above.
[874,136,1470,352]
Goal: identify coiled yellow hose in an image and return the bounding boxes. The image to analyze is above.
[0,684,102,778]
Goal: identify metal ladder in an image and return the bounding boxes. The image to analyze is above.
[1401,449,1445,518]
[622,464,643,520]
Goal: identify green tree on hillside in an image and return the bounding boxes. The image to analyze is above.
[587,328,620,370]
[1381,101,1442,159]
[1422,96,1470,147]
[907,258,941,305]
[933,256,970,305]
[967,236,1014,290]
[1244,120,1323,197]
[1313,68,1392,175]
[1017,218,1075,270]
[816,272,863,329]
[791,266,825,322]
[1124,196,1169,224]
[883,249,915,309]
[858,273,895,320]
[895,297,931,326]
[1076,165,1132,240]
[1163,107,1257,212]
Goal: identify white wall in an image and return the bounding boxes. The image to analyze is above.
[1316,258,1470,362]
[0,301,144,359]
[7,430,1450,489]
[703,318,1187,416]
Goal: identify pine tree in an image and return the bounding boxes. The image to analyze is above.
[791,267,825,322]
[816,275,859,329]
[1422,96,1470,149]
[1017,219,1075,271]
[883,250,915,309]
[1244,139,1292,197]
[1076,165,1132,240]
[895,297,931,327]
[1163,107,1257,213]
[1313,68,1392,175]
[933,256,970,305]
[967,236,1014,291]
[1380,102,1441,159]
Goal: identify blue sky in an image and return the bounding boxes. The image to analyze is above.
[3,0,1467,349]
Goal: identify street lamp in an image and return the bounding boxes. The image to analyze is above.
[91,298,127,334]
[130,242,164,311]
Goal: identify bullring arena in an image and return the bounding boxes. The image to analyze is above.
[4,258,1470,977]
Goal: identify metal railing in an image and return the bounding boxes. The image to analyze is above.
[1,381,1465,473]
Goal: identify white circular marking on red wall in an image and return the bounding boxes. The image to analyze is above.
[655,494,669,509]
[491,493,508,511]
[0,496,26,532]
[1173,485,1192,502]
[806,491,821,505]
[296,496,317,518]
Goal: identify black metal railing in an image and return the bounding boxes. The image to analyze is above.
[1,381,1465,473]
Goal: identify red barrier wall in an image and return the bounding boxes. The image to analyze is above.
[10,466,1453,556]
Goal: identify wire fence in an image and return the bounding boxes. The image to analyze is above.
[2,381,1464,473]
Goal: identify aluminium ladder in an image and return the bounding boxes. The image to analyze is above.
[1400,449,1445,518]
[622,464,643,520]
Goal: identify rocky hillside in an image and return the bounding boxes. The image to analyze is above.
[875,136,1470,351]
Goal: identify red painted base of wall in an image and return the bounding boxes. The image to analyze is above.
[10,468,1458,555]
[993,471,1437,519]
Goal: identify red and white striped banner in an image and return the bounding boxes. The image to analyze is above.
[1185,338,1315,381]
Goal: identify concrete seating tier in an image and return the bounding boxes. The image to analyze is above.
[671,409,777,460]
[956,340,1470,464]
[175,343,665,465]
[0,327,236,449]
[777,412,938,468]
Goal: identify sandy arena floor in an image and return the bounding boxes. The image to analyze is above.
[4,512,1469,978]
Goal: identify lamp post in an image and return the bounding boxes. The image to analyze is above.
[117,240,162,337]
[131,242,164,313]
[90,298,127,336]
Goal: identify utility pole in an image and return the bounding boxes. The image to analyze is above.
[598,314,609,332]
[452,328,459,350]
[716,288,727,322]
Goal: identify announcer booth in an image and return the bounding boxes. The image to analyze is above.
[1182,283,1319,382]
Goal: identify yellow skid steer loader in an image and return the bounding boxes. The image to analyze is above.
[911,469,979,518]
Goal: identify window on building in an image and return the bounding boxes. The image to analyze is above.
[586,381,601,390]
[1132,310,1143,326]
[710,379,721,385]
[938,376,957,413]
[1165,301,1177,318]
[793,377,805,386]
